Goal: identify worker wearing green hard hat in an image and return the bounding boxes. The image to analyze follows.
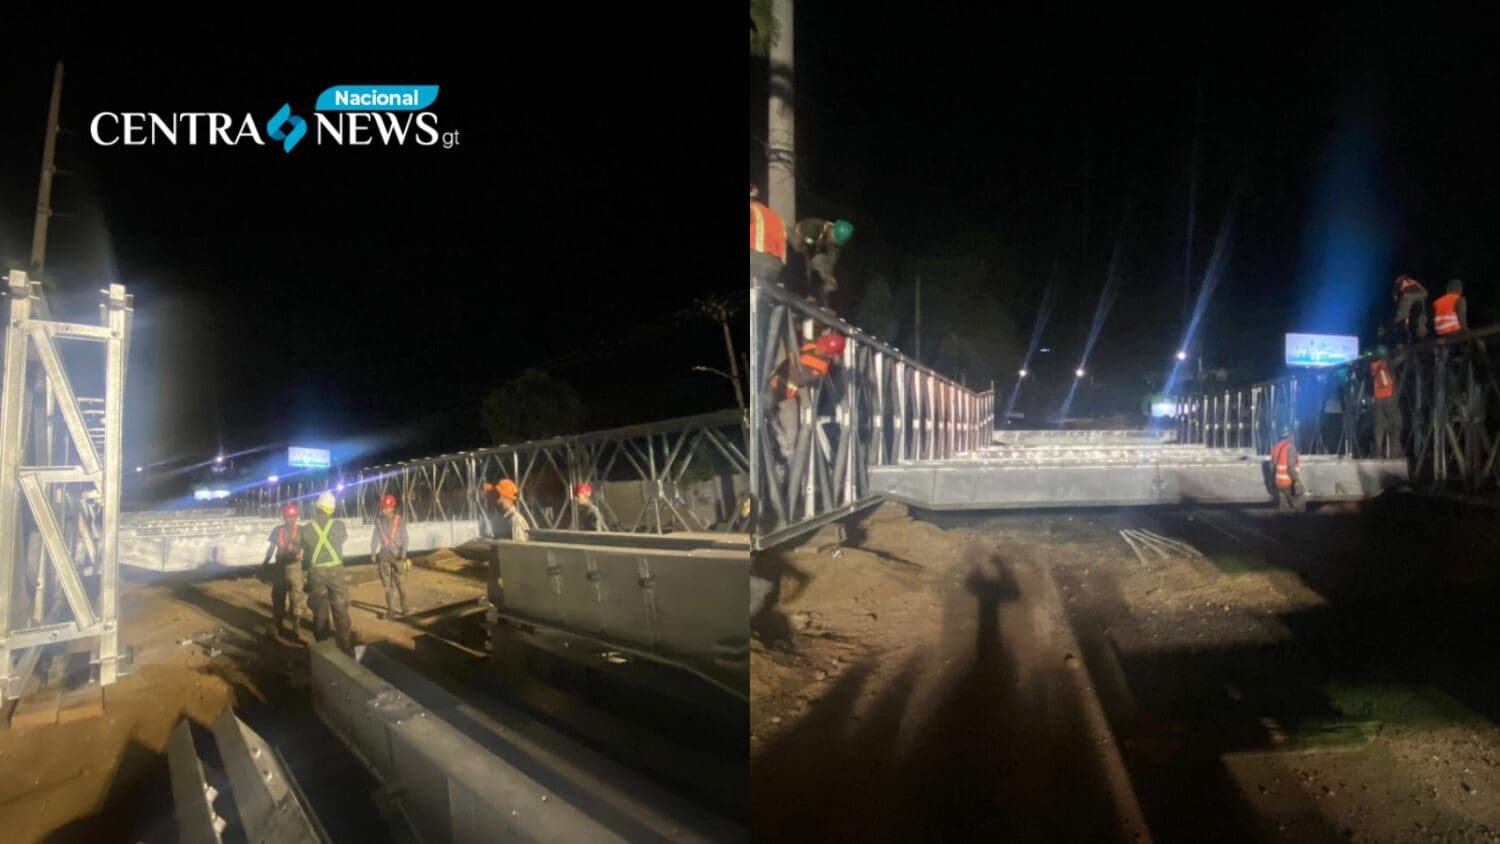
[791,216,855,310]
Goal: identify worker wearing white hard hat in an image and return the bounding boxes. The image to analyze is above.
[300,490,353,650]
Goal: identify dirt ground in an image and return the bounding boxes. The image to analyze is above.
[751,498,1500,843]
[750,502,1149,842]
[0,548,491,843]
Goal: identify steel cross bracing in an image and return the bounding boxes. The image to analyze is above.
[237,410,750,536]
[1171,325,1500,493]
[0,270,131,704]
[750,277,995,550]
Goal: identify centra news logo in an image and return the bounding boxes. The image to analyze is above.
[90,85,461,153]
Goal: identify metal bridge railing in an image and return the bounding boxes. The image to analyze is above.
[750,277,995,550]
[1171,325,1500,493]
[236,410,750,536]
[1,271,131,704]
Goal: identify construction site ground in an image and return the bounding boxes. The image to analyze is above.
[0,547,493,843]
[751,498,1500,842]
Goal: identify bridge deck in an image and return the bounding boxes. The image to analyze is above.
[871,438,1408,510]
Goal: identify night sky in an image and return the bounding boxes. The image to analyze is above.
[0,12,743,498]
[754,4,1500,411]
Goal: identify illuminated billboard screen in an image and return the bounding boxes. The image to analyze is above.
[1285,333,1359,368]
[288,446,332,469]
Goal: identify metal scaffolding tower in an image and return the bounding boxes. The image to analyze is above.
[0,269,132,704]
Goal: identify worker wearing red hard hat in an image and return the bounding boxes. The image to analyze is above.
[370,493,411,618]
[765,330,847,484]
[573,482,607,532]
[260,501,308,641]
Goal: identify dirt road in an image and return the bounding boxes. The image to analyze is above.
[752,497,1500,842]
[0,549,490,843]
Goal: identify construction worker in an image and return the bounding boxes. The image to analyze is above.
[574,483,607,531]
[1269,427,1305,514]
[301,491,353,651]
[370,493,411,618]
[1433,278,1468,337]
[1369,345,1404,459]
[494,479,531,541]
[1392,274,1429,344]
[790,217,854,309]
[766,331,846,482]
[750,183,787,284]
[260,502,308,640]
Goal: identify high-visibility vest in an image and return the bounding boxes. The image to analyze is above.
[275,523,300,551]
[308,519,343,568]
[1271,439,1298,488]
[750,201,787,261]
[1433,293,1462,335]
[376,515,403,551]
[1370,359,1394,400]
[769,343,830,399]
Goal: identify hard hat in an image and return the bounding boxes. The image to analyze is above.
[315,491,336,514]
[574,482,593,497]
[496,479,519,500]
[750,183,760,200]
[381,493,398,510]
[1279,424,1293,438]
[281,502,300,520]
[1448,278,1464,293]
[831,219,855,246]
[815,332,847,357]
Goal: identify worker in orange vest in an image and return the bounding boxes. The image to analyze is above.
[260,502,308,640]
[1432,278,1468,336]
[750,183,787,284]
[370,493,411,618]
[1391,274,1429,344]
[766,332,846,481]
[1269,426,1304,514]
[1369,345,1404,459]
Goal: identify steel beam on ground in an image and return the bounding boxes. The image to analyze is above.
[166,721,225,844]
[309,642,632,843]
[490,538,749,700]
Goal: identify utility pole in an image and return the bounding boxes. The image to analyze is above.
[914,274,922,361]
[31,62,64,278]
[766,0,796,225]
[695,297,747,415]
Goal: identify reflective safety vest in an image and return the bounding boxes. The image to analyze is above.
[750,201,787,261]
[1370,359,1394,400]
[376,515,403,551]
[1271,438,1298,488]
[1433,293,1462,335]
[275,523,300,551]
[308,519,343,568]
[769,343,831,399]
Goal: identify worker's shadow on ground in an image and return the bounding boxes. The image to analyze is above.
[752,549,1126,842]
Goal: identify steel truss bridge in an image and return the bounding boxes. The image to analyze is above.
[748,276,1428,547]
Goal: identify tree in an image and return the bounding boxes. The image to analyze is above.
[750,0,777,56]
[480,369,586,445]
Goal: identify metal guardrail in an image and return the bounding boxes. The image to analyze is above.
[1,270,130,704]
[234,410,750,536]
[749,277,994,550]
[1170,327,1500,492]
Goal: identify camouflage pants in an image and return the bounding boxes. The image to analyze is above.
[375,550,410,615]
[271,560,308,630]
[307,566,352,650]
